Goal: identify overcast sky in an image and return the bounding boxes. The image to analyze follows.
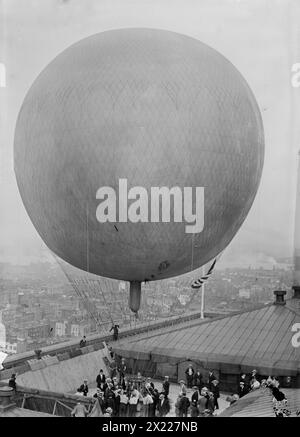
[0,0,299,267]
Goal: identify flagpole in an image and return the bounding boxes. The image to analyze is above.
[200,264,205,319]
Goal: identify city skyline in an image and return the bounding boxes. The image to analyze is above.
[1,0,300,267]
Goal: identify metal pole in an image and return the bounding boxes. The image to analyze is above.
[200,264,205,319]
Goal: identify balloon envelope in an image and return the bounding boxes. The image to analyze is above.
[14,29,264,283]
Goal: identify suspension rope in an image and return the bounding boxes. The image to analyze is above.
[52,252,106,332]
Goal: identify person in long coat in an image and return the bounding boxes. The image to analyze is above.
[185,364,195,389]
[194,370,203,390]
[190,386,200,417]
[178,393,190,417]
[211,380,220,410]
[207,371,216,390]
[96,369,106,391]
[157,394,170,417]
[198,391,208,416]
[162,376,170,396]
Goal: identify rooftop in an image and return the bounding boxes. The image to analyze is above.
[113,295,300,377]
[220,387,300,417]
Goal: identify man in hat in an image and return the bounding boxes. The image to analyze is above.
[178,392,190,417]
[162,376,170,397]
[190,386,200,417]
[110,324,120,341]
[145,377,155,391]
[185,363,194,389]
[211,380,220,410]
[179,380,187,396]
[119,358,127,377]
[206,392,215,416]
[249,369,260,385]
[8,373,17,390]
[208,370,217,391]
[157,393,170,417]
[198,387,209,416]
[77,379,89,397]
[128,386,139,417]
[93,388,106,412]
[104,381,116,412]
[175,393,183,417]
[238,381,248,398]
[96,369,106,391]
[79,336,86,348]
[194,370,203,390]
[119,389,129,417]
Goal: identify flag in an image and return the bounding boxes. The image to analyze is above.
[191,258,217,289]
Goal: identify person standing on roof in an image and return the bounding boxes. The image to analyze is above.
[179,380,187,396]
[110,324,120,341]
[71,402,88,417]
[104,381,116,414]
[194,370,203,390]
[238,381,248,398]
[77,379,89,396]
[119,389,129,417]
[79,336,87,348]
[271,387,291,417]
[118,357,127,385]
[249,369,260,386]
[239,373,249,393]
[211,380,220,410]
[175,393,183,417]
[198,387,209,416]
[162,376,170,396]
[128,386,139,417]
[185,363,194,389]
[207,370,217,390]
[93,388,106,413]
[142,388,154,417]
[8,373,17,390]
[190,386,200,417]
[178,392,190,417]
[96,369,106,392]
[157,393,170,417]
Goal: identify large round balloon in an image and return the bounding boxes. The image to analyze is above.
[14,29,264,288]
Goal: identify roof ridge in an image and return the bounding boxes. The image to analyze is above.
[121,302,276,344]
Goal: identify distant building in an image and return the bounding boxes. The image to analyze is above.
[55,321,68,337]
[238,289,250,299]
[70,323,90,338]
[178,294,190,305]
[2,338,27,354]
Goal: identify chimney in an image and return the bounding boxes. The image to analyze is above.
[0,386,16,412]
[273,290,286,306]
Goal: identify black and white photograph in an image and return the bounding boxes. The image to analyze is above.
[0,0,299,424]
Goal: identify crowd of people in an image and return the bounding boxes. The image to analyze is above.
[225,370,293,417]
[74,359,224,417]
[7,359,294,418]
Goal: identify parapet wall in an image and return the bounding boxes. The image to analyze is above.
[1,310,223,371]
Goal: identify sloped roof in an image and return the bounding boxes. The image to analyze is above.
[219,387,300,417]
[114,298,300,375]
[0,407,54,417]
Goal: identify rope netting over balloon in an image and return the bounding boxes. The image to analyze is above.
[51,238,222,340]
